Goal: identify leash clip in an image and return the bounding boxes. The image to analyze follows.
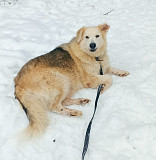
[95,57,103,61]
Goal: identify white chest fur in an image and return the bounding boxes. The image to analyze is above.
[83,61,101,75]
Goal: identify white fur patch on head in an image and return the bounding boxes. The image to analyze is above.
[78,24,109,57]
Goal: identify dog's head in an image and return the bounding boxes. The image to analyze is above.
[77,23,110,57]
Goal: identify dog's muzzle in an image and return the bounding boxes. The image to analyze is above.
[90,43,97,52]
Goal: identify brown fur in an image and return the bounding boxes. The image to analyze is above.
[14,23,129,138]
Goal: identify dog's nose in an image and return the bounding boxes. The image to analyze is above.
[90,43,96,49]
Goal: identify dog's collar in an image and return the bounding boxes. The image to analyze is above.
[95,57,103,61]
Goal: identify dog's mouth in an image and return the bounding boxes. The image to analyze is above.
[90,48,97,52]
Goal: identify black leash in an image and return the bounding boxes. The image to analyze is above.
[82,57,103,160]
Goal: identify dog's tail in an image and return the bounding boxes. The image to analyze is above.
[15,86,49,138]
[23,104,49,138]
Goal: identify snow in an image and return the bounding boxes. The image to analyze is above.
[0,0,156,160]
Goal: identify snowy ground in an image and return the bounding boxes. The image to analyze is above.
[0,0,156,160]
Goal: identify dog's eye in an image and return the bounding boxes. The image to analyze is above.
[85,36,89,39]
[96,35,99,38]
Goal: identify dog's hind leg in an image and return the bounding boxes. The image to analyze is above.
[62,98,90,106]
[50,89,82,117]
[54,105,82,117]
[106,66,129,77]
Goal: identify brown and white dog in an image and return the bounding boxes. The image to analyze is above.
[14,23,129,137]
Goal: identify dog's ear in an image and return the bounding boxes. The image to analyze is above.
[76,27,85,43]
[98,23,110,32]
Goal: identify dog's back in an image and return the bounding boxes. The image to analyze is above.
[15,47,76,84]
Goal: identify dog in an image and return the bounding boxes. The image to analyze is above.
[14,23,129,137]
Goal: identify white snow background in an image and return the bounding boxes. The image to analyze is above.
[0,0,156,160]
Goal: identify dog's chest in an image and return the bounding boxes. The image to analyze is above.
[84,62,100,75]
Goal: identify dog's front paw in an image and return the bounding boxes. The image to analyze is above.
[116,70,129,77]
[118,71,129,77]
[100,77,113,93]
[100,84,105,94]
